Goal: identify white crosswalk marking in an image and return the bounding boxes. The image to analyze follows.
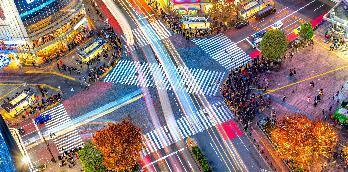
[192,34,250,70]
[104,60,225,96]
[42,104,83,154]
[128,20,172,51]
[142,102,236,156]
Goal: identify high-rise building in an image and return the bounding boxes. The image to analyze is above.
[0,0,92,66]
[0,0,28,44]
[0,115,27,172]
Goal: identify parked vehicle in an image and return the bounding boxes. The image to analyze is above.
[271,21,283,30]
[235,20,249,29]
[35,114,51,124]
[255,5,276,20]
[250,30,267,48]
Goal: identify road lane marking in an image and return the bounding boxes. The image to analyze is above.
[264,65,348,95]
[236,0,318,44]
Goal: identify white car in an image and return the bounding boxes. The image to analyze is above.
[272,21,283,30]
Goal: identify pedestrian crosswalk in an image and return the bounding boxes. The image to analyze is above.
[128,20,172,51]
[192,34,250,70]
[104,60,225,96]
[42,104,83,154]
[142,101,235,156]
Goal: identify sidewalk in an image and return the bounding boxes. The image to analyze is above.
[249,125,288,172]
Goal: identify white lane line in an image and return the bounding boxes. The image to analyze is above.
[314,4,325,12]
[236,0,318,44]
[142,148,186,168]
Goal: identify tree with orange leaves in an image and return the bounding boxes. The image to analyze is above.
[269,115,338,171]
[93,119,144,171]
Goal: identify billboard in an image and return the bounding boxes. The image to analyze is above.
[14,0,70,26]
[172,0,200,4]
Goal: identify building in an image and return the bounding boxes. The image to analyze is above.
[324,0,348,38]
[0,0,93,66]
[0,115,27,171]
[0,0,28,44]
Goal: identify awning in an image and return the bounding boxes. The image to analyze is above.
[287,32,298,42]
[249,50,260,59]
[311,12,326,28]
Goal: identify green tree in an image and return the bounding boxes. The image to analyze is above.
[299,22,314,40]
[78,141,107,172]
[260,29,288,61]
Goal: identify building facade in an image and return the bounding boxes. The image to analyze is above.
[0,0,28,44]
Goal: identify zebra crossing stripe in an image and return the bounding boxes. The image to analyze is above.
[146,132,159,151]
[154,128,166,149]
[104,60,226,96]
[177,118,188,139]
[158,127,170,147]
[182,116,193,137]
[150,130,162,150]
[143,135,155,153]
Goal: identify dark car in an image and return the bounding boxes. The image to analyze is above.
[234,20,249,29]
[34,114,51,125]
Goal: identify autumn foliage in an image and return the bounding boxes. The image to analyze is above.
[93,119,144,171]
[269,115,338,171]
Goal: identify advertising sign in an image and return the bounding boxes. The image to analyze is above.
[172,0,200,4]
[14,0,70,26]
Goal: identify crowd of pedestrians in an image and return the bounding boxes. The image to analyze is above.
[221,58,273,129]
[325,30,346,51]
[158,9,213,39]
[58,147,82,168]
[57,27,122,89]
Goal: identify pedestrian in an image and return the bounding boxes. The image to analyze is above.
[293,68,296,75]
[307,96,311,103]
[329,106,333,112]
[310,81,315,88]
[282,96,287,102]
[314,100,318,107]
[317,95,321,102]
[322,109,325,116]
[319,89,324,96]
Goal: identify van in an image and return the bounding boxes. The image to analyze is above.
[255,5,276,20]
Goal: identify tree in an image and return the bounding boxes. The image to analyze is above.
[299,22,314,40]
[269,115,338,171]
[260,29,288,61]
[208,1,239,24]
[78,141,107,172]
[93,119,144,171]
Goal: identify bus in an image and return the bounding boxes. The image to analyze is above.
[255,5,276,20]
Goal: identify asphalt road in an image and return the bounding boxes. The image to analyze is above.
[7,0,332,170]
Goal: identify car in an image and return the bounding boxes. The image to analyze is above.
[34,114,51,125]
[251,30,267,39]
[271,21,283,30]
[250,30,267,48]
[234,20,249,29]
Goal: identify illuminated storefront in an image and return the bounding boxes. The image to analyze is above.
[0,0,94,66]
[169,0,211,15]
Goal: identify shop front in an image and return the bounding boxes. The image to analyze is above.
[169,0,211,15]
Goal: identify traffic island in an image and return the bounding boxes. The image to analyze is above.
[186,137,212,172]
